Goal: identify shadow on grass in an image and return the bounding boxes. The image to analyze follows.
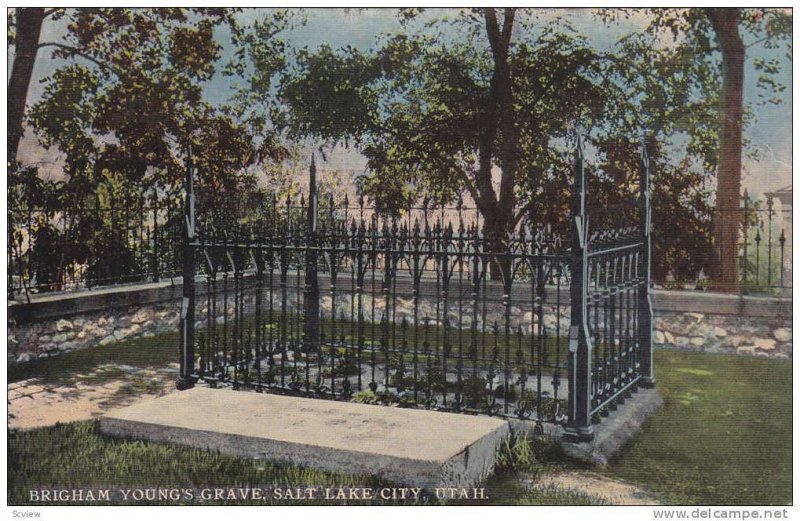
[8,331,180,386]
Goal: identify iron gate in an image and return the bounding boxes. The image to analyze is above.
[176,137,654,439]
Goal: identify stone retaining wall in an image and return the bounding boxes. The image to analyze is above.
[9,303,180,364]
[7,275,791,364]
[653,312,791,359]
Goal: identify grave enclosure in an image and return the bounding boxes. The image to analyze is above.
[174,137,656,441]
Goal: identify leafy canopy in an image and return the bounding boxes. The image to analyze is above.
[27,8,284,193]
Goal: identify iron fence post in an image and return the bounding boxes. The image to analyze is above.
[638,142,655,386]
[742,192,749,286]
[767,196,774,286]
[152,188,160,282]
[177,147,197,390]
[779,229,786,287]
[566,133,594,441]
[304,155,321,353]
[8,204,15,300]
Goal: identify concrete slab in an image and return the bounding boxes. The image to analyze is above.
[559,386,664,466]
[100,387,509,490]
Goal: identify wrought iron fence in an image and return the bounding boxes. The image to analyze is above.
[176,138,655,438]
[7,181,789,301]
[8,190,184,299]
[739,193,791,290]
[651,193,791,292]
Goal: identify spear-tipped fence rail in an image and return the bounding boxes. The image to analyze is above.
[176,139,656,438]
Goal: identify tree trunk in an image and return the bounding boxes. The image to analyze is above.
[482,211,513,283]
[708,8,745,292]
[480,8,519,281]
[8,8,45,169]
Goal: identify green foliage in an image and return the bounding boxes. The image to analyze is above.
[11,9,304,292]
[282,44,383,146]
[600,8,791,285]
[14,8,792,290]
[351,389,380,404]
[495,433,538,474]
[224,10,298,161]
[322,349,362,377]
[27,225,66,290]
[9,166,184,292]
[24,8,275,193]
[601,8,791,170]
[351,387,416,408]
[494,432,564,478]
[272,8,737,280]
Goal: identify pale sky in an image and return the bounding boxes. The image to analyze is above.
[9,8,793,196]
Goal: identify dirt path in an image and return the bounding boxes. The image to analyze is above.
[531,470,660,505]
[8,363,180,430]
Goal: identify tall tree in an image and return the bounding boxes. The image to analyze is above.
[606,8,791,290]
[478,8,520,257]
[22,8,276,191]
[275,8,724,282]
[7,8,46,166]
[279,8,631,277]
[11,8,291,292]
[707,8,745,291]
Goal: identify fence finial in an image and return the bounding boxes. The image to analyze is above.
[573,128,586,221]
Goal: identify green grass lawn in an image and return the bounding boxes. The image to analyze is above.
[8,421,392,505]
[7,421,602,505]
[604,349,792,505]
[8,331,180,385]
[7,331,792,506]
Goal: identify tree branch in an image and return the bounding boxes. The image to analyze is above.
[513,197,535,227]
[707,8,744,57]
[501,8,515,49]
[36,42,119,75]
[483,6,518,225]
[745,35,773,49]
[456,168,482,213]
[484,9,502,59]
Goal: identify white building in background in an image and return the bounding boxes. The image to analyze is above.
[765,185,792,288]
